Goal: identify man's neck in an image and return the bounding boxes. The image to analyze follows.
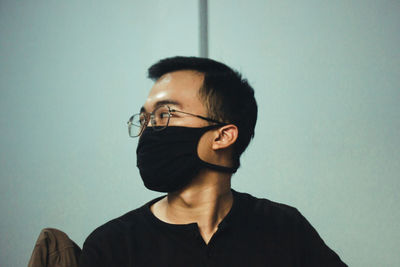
[150,169,233,244]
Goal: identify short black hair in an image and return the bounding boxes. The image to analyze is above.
[148,56,258,168]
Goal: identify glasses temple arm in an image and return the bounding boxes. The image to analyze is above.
[171,109,225,124]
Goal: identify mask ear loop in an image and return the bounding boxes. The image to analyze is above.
[199,160,239,173]
[195,124,239,174]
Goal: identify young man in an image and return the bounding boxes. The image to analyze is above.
[79,56,347,266]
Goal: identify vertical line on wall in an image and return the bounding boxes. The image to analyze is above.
[199,0,208,58]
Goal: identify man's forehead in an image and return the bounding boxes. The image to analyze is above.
[140,99,182,113]
[156,73,172,85]
[142,70,204,112]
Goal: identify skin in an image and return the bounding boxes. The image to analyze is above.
[141,70,238,244]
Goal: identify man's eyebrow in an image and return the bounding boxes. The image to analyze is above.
[140,100,182,113]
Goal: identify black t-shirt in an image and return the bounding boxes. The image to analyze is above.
[79,190,347,267]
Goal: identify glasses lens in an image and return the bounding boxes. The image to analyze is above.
[128,114,145,137]
[152,105,170,131]
[128,105,171,137]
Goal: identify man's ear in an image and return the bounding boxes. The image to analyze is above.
[212,124,238,150]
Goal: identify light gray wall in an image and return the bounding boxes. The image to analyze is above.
[209,1,400,266]
[0,1,197,266]
[0,1,399,266]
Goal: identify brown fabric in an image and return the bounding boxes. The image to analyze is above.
[28,228,81,267]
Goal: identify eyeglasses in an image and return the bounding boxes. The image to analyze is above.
[127,104,225,137]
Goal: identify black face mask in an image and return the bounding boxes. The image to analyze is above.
[136,125,238,193]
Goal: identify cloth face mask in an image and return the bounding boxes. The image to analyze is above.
[136,125,238,193]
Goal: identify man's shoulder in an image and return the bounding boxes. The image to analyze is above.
[234,190,348,266]
[235,190,300,215]
[234,190,304,227]
[83,197,159,245]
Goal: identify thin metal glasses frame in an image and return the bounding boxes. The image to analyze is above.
[127,105,225,137]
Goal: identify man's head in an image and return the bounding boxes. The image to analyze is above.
[144,56,257,167]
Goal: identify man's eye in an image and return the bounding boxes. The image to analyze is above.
[159,112,170,119]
